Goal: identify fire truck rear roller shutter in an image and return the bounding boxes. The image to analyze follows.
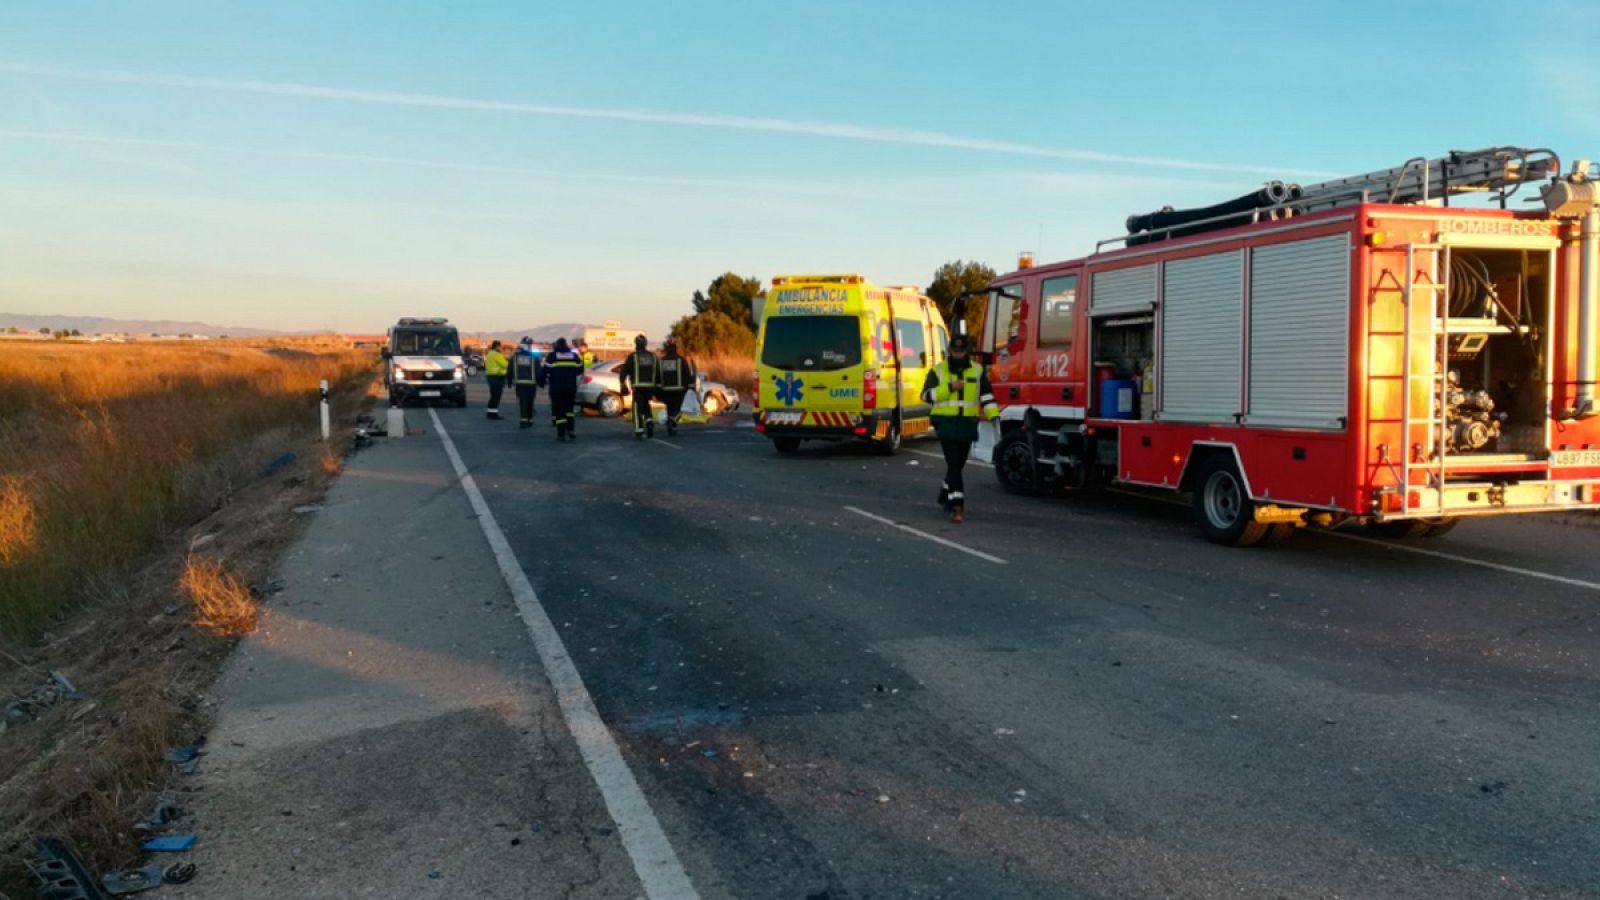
[1160,250,1244,422]
[1243,235,1351,430]
[1090,264,1157,316]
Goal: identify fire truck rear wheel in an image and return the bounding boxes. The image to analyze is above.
[1194,457,1269,547]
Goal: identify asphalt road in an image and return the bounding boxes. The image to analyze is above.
[417,384,1599,900]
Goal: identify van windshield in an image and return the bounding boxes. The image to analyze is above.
[393,330,461,356]
[761,316,862,371]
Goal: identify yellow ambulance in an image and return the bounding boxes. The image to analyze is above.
[753,274,949,455]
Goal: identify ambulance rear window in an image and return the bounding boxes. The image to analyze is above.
[761,316,862,371]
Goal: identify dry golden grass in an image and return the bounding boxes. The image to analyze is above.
[694,349,754,391]
[180,555,259,637]
[0,341,372,641]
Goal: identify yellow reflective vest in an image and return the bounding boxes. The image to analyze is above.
[928,361,999,420]
[485,349,509,377]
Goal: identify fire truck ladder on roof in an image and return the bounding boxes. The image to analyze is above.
[1294,147,1560,213]
[1396,242,1453,517]
[1106,147,1563,250]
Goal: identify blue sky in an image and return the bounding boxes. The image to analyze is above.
[1,1,1595,335]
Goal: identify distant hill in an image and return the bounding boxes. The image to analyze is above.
[0,312,283,337]
[475,323,589,345]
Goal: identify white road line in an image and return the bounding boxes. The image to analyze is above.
[652,438,684,450]
[429,409,700,900]
[905,447,993,467]
[1319,528,1600,592]
[843,505,1008,564]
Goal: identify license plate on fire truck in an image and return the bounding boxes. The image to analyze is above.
[1552,449,1600,467]
[766,411,802,425]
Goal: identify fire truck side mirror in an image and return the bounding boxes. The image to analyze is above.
[380,347,392,360]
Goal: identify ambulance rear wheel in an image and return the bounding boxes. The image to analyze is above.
[875,417,901,456]
[773,437,801,454]
[1194,456,1269,547]
[994,430,1039,496]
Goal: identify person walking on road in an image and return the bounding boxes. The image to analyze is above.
[922,335,999,524]
[540,337,584,441]
[619,334,660,439]
[483,340,509,419]
[656,339,696,436]
[510,336,541,429]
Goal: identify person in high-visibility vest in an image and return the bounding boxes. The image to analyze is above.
[656,338,696,436]
[576,338,595,368]
[921,334,1000,524]
[510,337,541,429]
[618,334,660,439]
[539,337,585,441]
[483,340,509,420]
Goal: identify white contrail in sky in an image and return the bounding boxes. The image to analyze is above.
[0,61,1338,178]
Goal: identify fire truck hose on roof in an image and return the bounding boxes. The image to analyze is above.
[1125,182,1300,242]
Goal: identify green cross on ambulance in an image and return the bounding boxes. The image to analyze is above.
[753,274,950,455]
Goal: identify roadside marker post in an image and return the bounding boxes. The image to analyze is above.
[319,379,331,441]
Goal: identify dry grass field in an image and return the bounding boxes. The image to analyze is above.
[0,339,375,886]
[693,348,753,393]
[0,341,370,640]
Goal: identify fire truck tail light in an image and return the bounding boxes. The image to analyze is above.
[1380,491,1405,513]
[1407,492,1421,509]
[1367,231,1388,247]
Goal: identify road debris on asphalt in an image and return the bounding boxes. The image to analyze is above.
[142,834,197,853]
[102,863,165,895]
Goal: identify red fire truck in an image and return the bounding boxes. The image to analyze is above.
[968,147,1600,545]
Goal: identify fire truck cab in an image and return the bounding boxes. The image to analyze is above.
[971,147,1600,545]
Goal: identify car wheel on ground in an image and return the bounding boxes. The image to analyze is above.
[598,392,623,417]
[701,392,722,416]
[1193,455,1270,546]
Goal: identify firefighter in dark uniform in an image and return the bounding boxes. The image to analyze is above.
[540,337,584,441]
[510,336,540,429]
[921,335,999,523]
[656,338,696,436]
[618,334,659,439]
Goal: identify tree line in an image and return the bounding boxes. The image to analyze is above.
[667,260,998,358]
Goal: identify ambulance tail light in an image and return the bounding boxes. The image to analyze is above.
[863,369,878,410]
[752,370,760,408]
[853,425,868,435]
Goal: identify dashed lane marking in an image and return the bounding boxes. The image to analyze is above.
[429,409,701,900]
[652,438,684,450]
[1319,528,1600,593]
[905,447,993,467]
[1108,487,1600,591]
[843,505,1008,565]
